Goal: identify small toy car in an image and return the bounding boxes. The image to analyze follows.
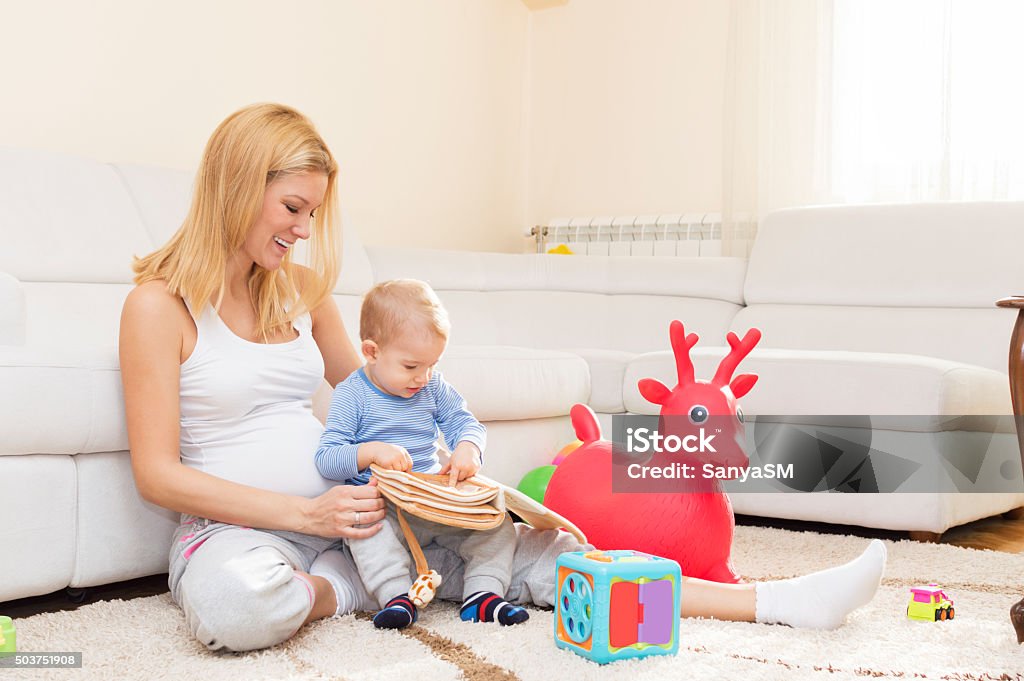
[907,584,955,621]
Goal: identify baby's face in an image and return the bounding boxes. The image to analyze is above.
[364,330,447,398]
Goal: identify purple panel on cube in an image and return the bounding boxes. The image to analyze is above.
[637,580,674,645]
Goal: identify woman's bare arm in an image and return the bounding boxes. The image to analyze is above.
[309,282,362,387]
[118,281,383,537]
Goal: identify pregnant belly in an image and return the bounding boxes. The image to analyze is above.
[181,408,335,498]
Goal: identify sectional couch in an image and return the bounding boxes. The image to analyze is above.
[1,147,1022,603]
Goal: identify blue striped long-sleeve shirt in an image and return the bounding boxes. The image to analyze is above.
[315,367,487,485]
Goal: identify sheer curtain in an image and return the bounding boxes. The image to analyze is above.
[830,0,1024,204]
[721,0,1024,256]
[722,0,834,256]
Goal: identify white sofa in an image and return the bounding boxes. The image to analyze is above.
[1,147,1022,604]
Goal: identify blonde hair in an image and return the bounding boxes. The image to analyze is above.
[133,103,340,340]
[360,279,451,347]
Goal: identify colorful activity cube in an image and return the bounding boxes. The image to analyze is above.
[0,616,15,653]
[554,550,681,664]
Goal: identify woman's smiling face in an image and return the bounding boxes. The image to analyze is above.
[241,171,327,271]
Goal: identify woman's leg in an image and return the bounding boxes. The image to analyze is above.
[307,545,375,615]
[605,538,888,629]
[475,525,886,630]
[679,579,756,622]
[301,573,339,624]
[749,538,887,629]
[169,520,328,652]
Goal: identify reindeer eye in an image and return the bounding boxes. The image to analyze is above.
[736,406,745,423]
[689,405,709,424]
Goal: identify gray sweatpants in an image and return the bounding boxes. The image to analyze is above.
[168,514,589,652]
[349,507,516,607]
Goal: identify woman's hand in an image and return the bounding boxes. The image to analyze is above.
[301,479,387,539]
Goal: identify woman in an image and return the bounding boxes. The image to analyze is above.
[120,103,886,653]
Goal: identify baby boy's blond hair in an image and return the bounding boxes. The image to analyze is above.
[359,279,451,347]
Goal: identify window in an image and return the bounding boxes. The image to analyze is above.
[830,0,1024,203]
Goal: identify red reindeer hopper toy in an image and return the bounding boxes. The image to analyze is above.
[545,321,762,583]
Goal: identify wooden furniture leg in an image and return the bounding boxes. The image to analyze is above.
[997,296,1024,516]
[1012,596,1024,644]
[998,298,1024,646]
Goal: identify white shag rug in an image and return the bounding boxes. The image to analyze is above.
[6,526,1024,681]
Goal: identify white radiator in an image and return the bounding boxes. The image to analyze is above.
[530,213,723,256]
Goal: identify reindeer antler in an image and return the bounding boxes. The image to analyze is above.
[711,328,762,387]
[669,320,700,387]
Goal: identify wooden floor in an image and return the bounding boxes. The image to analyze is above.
[937,510,1024,552]
[3,512,1023,620]
[734,509,1024,553]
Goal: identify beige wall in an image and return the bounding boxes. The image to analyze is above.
[0,0,529,252]
[0,0,732,253]
[525,0,730,230]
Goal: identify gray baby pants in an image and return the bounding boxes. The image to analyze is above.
[168,514,588,652]
[348,507,516,607]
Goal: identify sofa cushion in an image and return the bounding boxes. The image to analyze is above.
[0,454,77,601]
[0,343,590,456]
[370,248,747,302]
[1,148,153,284]
[368,248,746,353]
[731,305,1015,374]
[0,346,126,456]
[72,452,179,588]
[23,282,132,350]
[333,214,375,295]
[746,202,1024,309]
[434,290,741,354]
[623,348,1011,416]
[437,345,589,421]
[569,348,634,414]
[111,162,193,246]
[0,271,24,345]
[743,203,1024,372]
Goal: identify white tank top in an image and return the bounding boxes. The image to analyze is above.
[178,301,333,498]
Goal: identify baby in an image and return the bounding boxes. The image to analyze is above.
[315,279,527,629]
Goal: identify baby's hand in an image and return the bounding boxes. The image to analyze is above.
[369,442,413,472]
[439,442,482,487]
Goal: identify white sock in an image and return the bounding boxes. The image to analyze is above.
[309,547,371,617]
[754,539,886,630]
